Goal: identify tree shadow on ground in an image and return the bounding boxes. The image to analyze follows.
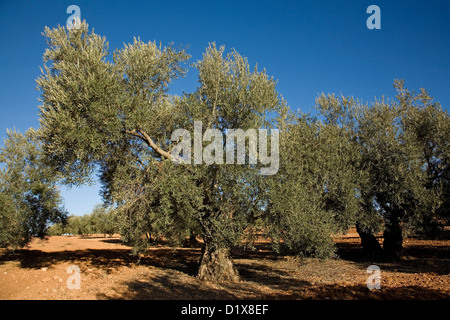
[2,237,448,300]
[99,238,124,245]
[96,260,450,300]
[139,248,202,277]
[0,245,203,276]
[97,270,240,300]
[0,248,136,270]
[335,238,450,276]
[288,284,450,300]
[97,261,312,300]
[232,242,281,260]
[237,261,309,290]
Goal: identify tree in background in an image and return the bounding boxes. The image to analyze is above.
[314,93,385,258]
[37,22,281,281]
[316,81,449,260]
[48,204,119,237]
[265,105,360,258]
[0,128,67,249]
[396,81,450,238]
[91,205,119,237]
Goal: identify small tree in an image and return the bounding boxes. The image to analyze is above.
[0,128,67,249]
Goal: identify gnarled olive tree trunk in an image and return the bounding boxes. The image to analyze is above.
[197,238,240,282]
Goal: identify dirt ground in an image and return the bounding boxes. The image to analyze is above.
[0,228,449,300]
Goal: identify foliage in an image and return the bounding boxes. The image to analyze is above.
[48,205,119,237]
[316,80,449,257]
[0,128,67,249]
[265,111,360,258]
[36,22,282,280]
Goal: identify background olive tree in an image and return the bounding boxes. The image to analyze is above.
[0,128,67,249]
[316,81,449,259]
[264,109,360,258]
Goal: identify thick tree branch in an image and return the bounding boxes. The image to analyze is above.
[138,129,173,160]
[125,129,172,160]
[125,128,198,175]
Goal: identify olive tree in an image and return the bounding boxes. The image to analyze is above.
[265,107,360,258]
[0,128,67,249]
[316,81,449,259]
[37,23,281,281]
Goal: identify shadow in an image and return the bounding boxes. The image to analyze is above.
[335,237,381,262]
[335,238,450,276]
[0,248,136,270]
[99,238,126,245]
[0,246,202,276]
[139,248,202,277]
[78,235,115,240]
[97,261,312,300]
[293,284,450,300]
[0,243,203,281]
[232,242,281,260]
[381,244,450,276]
[97,270,240,300]
[96,246,312,300]
[97,262,450,300]
[4,239,448,300]
[236,261,309,290]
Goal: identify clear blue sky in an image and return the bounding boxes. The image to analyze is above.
[1,0,449,216]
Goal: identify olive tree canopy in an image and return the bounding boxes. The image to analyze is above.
[37,22,282,281]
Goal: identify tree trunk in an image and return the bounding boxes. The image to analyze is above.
[197,241,240,282]
[355,222,383,258]
[383,217,404,260]
[183,231,200,248]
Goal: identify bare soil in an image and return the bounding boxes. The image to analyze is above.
[0,228,449,300]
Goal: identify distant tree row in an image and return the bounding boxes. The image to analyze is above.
[47,205,119,237]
